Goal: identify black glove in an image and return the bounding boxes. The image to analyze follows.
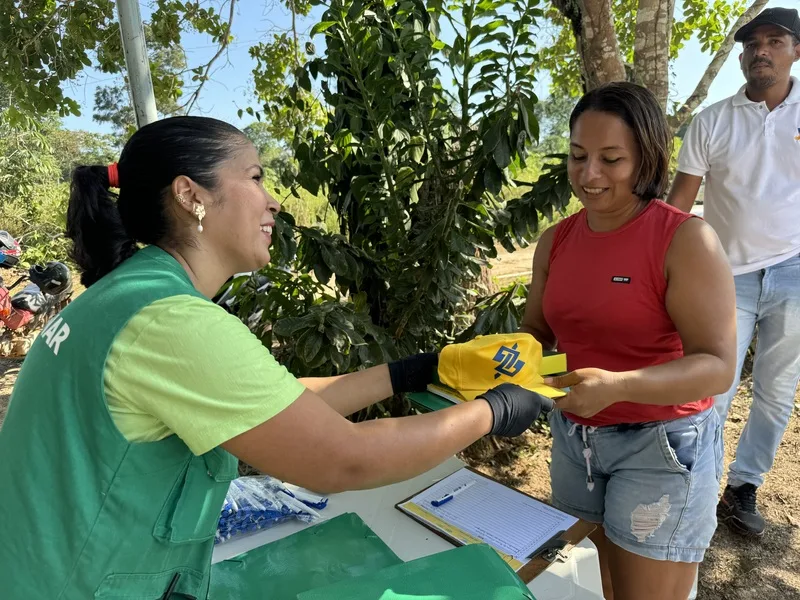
[388,353,439,393]
[478,383,555,437]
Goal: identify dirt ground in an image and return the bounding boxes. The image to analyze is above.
[1,245,798,599]
[492,242,537,284]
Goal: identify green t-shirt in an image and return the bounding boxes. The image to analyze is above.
[104,295,305,455]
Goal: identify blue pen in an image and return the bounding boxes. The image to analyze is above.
[431,480,475,507]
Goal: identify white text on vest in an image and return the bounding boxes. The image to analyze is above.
[41,316,70,356]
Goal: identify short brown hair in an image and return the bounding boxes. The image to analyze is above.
[569,82,672,201]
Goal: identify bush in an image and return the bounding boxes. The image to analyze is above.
[268,184,338,232]
[0,182,71,265]
[503,156,581,241]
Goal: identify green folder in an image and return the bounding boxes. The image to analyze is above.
[408,390,454,413]
[209,512,402,599]
[296,544,536,600]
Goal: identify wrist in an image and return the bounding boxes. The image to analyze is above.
[614,370,637,404]
[471,398,494,436]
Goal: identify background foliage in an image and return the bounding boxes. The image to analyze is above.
[0,0,750,412]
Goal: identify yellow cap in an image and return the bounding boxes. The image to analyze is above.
[438,333,566,400]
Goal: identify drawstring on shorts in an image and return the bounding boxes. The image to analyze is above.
[568,422,598,491]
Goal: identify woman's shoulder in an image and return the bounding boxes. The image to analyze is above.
[649,199,693,219]
[667,214,721,255]
[137,294,231,321]
[663,213,728,281]
[637,200,701,253]
[107,293,305,456]
[119,294,251,353]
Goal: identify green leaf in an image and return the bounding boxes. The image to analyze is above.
[326,326,350,353]
[299,331,324,364]
[493,131,512,168]
[273,317,311,337]
[483,162,503,195]
[348,0,364,20]
[482,122,502,154]
[311,21,338,35]
[331,348,348,373]
[321,245,350,277]
[410,136,425,162]
[297,68,312,92]
[396,166,416,189]
[313,260,333,285]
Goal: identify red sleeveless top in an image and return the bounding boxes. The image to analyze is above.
[542,200,713,426]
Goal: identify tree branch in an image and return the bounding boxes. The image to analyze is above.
[290,0,300,69]
[19,1,73,53]
[182,0,237,114]
[669,0,769,129]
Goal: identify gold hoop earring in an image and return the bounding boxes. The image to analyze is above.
[194,204,206,233]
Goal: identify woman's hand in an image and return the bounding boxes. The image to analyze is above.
[544,368,624,419]
[388,352,439,393]
[478,383,555,437]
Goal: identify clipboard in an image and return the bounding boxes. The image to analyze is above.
[394,466,595,584]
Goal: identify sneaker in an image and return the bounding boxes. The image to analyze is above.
[717,483,766,537]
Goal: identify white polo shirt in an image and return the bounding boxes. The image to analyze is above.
[677,77,800,275]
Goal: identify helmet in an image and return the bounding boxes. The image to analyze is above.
[29,261,72,296]
[0,231,21,268]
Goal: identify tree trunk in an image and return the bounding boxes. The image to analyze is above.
[634,0,675,110]
[580,0,627,89]
[552,0,627,91]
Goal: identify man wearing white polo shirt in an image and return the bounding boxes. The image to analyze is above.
[668,7,800,538]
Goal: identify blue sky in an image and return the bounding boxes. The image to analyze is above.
[62,0,800,135]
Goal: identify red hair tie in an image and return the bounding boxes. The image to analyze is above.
[107,163,120,188]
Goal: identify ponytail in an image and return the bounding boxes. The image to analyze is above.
[66,116,249,286]
[66,166,138,287]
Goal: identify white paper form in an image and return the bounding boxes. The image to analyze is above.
[400,468,577,562]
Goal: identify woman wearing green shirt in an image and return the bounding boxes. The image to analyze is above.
[0,116,548,599]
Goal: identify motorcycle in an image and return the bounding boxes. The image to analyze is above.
[0,231,73,340]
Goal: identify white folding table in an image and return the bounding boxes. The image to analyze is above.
[212,457,605,599]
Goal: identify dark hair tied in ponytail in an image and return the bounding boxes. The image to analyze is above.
[66,116,248,287]
[66,166,138,287]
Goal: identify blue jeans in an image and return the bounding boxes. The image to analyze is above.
[715,253,800,488]
[549,408,723,563]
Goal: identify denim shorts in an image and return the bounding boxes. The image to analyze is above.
[548,408,723,563]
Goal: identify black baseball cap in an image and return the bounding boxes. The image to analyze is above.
[735,7,800,42]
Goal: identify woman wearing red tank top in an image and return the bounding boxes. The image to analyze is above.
[520,83,736,600]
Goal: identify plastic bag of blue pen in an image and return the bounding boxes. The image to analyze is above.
[215,476,328,544]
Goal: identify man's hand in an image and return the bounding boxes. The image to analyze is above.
[544,368,624,419]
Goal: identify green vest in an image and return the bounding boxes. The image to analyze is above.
[0,246,238,599]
